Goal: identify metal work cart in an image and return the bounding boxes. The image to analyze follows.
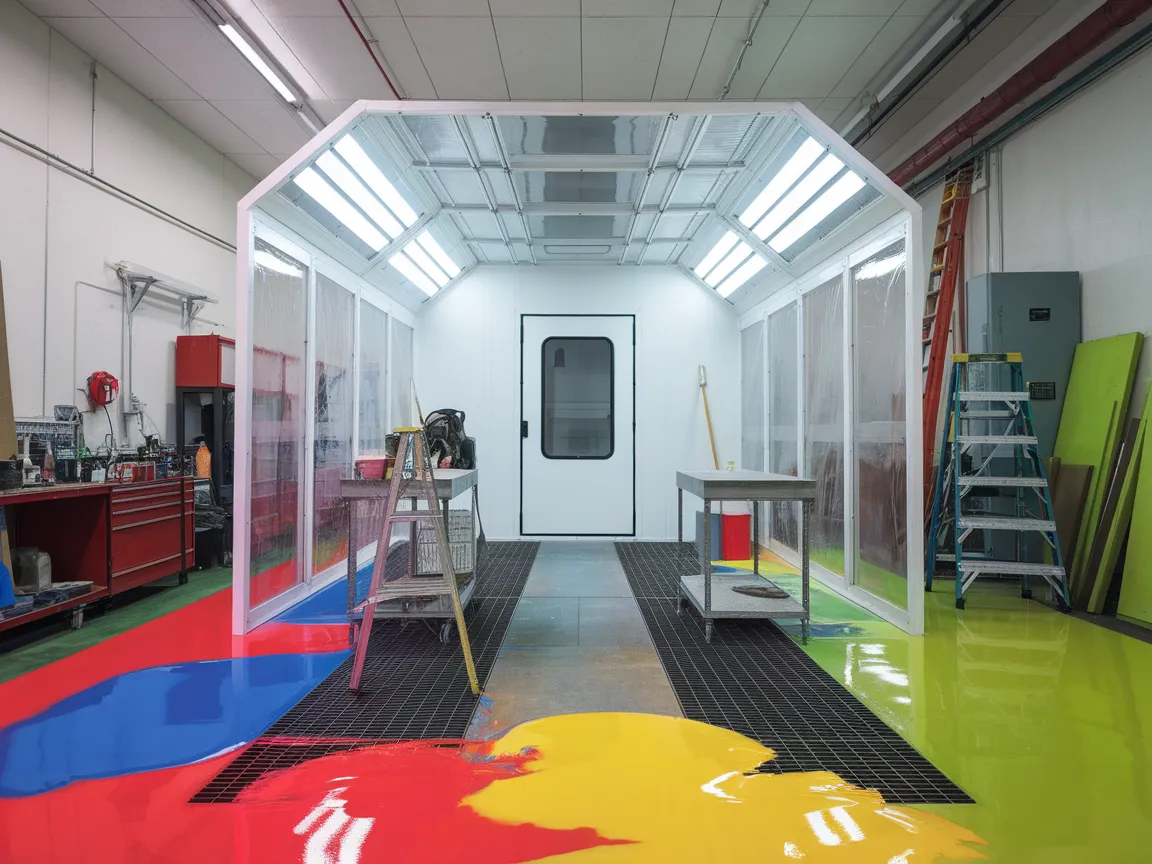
[342,468,481,643]
[676,470,816,643]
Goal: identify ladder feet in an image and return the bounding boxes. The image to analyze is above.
[1020,589,1033,600]
[955,597,965,610]
[439,620,454,644]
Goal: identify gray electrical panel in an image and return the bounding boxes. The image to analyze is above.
[965,271,1081,459]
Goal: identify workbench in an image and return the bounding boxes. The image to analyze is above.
[342,468,480,643]
[676,470,816,643]
[0,478,194,633]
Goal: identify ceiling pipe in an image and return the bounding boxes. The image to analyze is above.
[336,0,402,100]
[889,0,1152,187]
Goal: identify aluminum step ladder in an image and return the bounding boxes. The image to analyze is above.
[925,353,1070,610]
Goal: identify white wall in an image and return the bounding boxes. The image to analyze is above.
[415,266,741,540]
[0,0,252,446]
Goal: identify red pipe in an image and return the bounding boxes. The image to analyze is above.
[335,0,402,100]
[889,0,1152,187]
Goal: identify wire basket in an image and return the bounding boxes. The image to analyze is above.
[416,509,479,579]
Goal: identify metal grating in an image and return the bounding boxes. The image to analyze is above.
[614,542,974,806]
[190,542,538,804]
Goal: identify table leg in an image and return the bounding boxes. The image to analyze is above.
[801,500,811,645]
[703,499,712,641]
[753,501,760,575]
[347,499,357,647]
[677,488,683,544]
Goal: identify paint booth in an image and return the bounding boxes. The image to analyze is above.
[231,102,924,636]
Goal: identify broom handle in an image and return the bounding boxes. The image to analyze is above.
[701,384,719,470]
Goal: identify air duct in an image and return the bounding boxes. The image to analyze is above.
[889,0,1152,187]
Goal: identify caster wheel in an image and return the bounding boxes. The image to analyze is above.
[439,621,454,644]
[955,598,966,610]
[676,598,686,617]
[704,622,714,642]
[1021,589,1033,600]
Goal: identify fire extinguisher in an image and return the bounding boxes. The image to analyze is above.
[87,371,119,407]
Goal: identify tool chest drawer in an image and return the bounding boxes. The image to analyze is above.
[109,478,194,592]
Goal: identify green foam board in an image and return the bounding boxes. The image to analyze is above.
[1119,385,1152,626]
[1052,332,1144,590]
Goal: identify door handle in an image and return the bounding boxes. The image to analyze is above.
[521,421,528,439]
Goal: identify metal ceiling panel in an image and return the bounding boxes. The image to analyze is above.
[691,115,760,164]
[400,115,471,163]
[514,171,643,205]
[496,115,664,156]
[434,171,489,207]
[528,214,629,240]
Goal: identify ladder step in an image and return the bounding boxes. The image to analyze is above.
[958,391,1030,402]
[957,561,1065,577]
[958,476,1048,488]
[958,515,1056,532]
[960,409,1016,418]
[957,434,1038,446]
[390,512,444,523]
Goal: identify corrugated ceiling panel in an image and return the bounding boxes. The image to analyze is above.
[497,115,662,156]
[515,171,642,205]
[669,171,723,206]
[657,114,700,167]
[400,115,470,163]
[691,115,760,164]
[434,171,489,206]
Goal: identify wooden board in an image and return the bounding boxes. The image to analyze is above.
[1052,333,1144,592]
[1051,464,1093,575]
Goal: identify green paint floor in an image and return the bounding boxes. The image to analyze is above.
[0,568,232,685]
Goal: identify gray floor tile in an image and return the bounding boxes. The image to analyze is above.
[502,597,579,647]
[577,597,652,647]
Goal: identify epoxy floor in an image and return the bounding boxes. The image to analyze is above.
[0,542,1150,861]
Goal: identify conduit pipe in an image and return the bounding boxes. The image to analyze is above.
[889,0,1152,187]
[336,0,402,100]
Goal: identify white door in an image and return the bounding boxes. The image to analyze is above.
[521,315,634,535]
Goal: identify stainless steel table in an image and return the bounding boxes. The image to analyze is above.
[676,470,817,643]
[342,468,480,643]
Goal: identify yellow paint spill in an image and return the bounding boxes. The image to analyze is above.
[467,713,986,862]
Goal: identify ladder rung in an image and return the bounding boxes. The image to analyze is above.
[958,476,1048,488]
[958,515,1056,532]
[957,561,1065,577]
[931,264,945,273]
[957,434,1038,446]
[390,512,444,523]
[958,391,1029,402]
[960,409,1016,418]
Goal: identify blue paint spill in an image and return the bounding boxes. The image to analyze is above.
[275,561,374,624]
[0,651,348,797]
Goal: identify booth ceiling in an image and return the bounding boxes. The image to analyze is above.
[259,106,892,306]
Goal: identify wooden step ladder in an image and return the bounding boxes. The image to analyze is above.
[349,426,480,694]
[922,165,975,517]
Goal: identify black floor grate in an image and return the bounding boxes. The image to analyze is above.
[615,542,974,806]
[190,542,538,804]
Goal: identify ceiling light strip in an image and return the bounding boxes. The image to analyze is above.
[705,242,753,287]
[417,232,462,279]
[218,24,296,103]
[389,251,439,296]
[334,135,419,226]
[739,137,824,228]
[293,167,386,251]
[717,254,767,298]
[770,171,866,253]
[752,153,844,241]
[315,151,404,238]
[693,230,739,280]
[404,241,450,287]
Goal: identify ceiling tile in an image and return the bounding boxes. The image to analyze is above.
[812,96,852,125]
[115,17,275,100]
[717,0,810,15]
[226,152,282,179]
[91,0,193,14]
[831,14,925,98]
[652,17,713,99]
[396,0,490,15]
[406,17,509,99]
[858,95,940,162]
[897,0,945,12]
[155,99,265,153]
[806,0,903,14]
[490,0,578,13]
[44,17,200,100]
[494,18,581,99]
[1003,0,1059,15]
[917,15,1035,98]
[758,15,888,99]
[715,15,798,99]
[212,99,311,156]
[363,17,437,98]
[19,0,101,15]
[264,16,400,100]
[582,17,668,99]
[672,0,719,14]
[312,98,356,125]
[582,0,674,15]
[251,0,400,14]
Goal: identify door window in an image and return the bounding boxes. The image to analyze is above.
[541,337,614,459]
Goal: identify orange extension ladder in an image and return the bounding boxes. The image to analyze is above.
[922,165,974,516]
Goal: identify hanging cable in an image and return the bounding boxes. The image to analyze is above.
[720,0,772,100]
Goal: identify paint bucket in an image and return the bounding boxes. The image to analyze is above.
[694,511,722,560]
[721,514,751,560]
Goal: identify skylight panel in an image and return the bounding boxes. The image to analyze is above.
[334,135,419,227]
[704,242,752,287]
[417,232,461,279]
[770,171,866,253]
[389,251,439,296]
[404,242,450,288]
[752,154,844,241]
[293,167,386,251]
[693,231,739,280]
[739,137,824,229]
[717,254,767,298]
[315,151,404,239]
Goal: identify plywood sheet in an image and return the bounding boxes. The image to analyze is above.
[1051,464,1093,573]
[1118,385,1152,625]
[1053,332,1144,590]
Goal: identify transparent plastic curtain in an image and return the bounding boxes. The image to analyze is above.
[741,322,765,472]
[358,301,389,455]
[804,275,845,577]
[852,240,908,608]
[768,303,799,550]
[391,320,414,428]
[312,274,355,579]
[249,238,307,610]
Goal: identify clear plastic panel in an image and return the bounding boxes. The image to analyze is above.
[741,322,765,471]
[804,274,845,578]
[313,274,355,578]
[249,238,307,609]
[852,240,908,608]
[358,301,389,455]
[768,303,798,551]
[391,320,414,427]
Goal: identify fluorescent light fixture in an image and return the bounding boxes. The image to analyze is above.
[219,24,296,103]
[335,136,419,227]
[315,152,404,239]
[770,171,866,253]
[404,242,450,288]
[417,232,461,279]
[717,254,767,298]
[294,167,387,251]
[753,154,844,241]
[693,231,739,279]
[389,251,439,296]
[705,242,752,287]
[740,137,824,228]
[855,251,905,281]
[254,249,302,277]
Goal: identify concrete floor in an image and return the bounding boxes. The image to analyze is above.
[468,541,681,736]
